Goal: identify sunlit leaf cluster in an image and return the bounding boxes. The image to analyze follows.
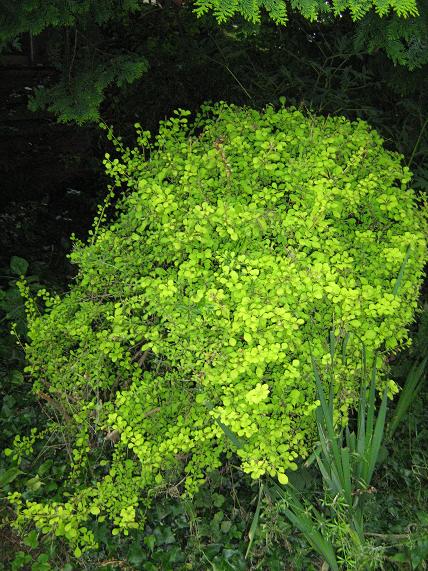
[10,103,427,553]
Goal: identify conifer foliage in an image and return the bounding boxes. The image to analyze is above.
[0,0,153,123]
[0,1,426,122]
[194,0,420,23]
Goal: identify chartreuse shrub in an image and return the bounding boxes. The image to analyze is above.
[8,103,427,555]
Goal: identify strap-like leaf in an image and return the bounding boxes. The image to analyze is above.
[245,482,263,559]
[388,357,427,438]
[269,481,339,571]
[366,388,388,484]
[393,245,411,296]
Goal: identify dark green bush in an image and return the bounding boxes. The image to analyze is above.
[9,103,427,554]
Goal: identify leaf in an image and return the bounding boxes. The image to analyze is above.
[0,466,22,487]
[23,530,39,549]
[10,256,29,276]
[271,480,339,571]
[339,446,352,505]
[213,493,225,508]
[128,542,146,565]
[245,483,263,559]
[388,357,427,438]
[392,245,411,295]
[33,552,51,571]
[26,475,43,492]
[366,388,388,484]
[216,419,245,449]
[390,552,409,563]
[410,540,428,568]
[312,355,344,485]
[144,534,156,551]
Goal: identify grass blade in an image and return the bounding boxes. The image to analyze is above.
[216,419,245,449]
[282,506,339,571]
[356,376,367,481]
[340,446,352,506]
[362,343,367,380]
[269,480,339,571]
[304,445,322,468]
[245,482,263,559]
[312,355,343,481]
[393,245,411,296]
[316,456,337,494]
[365,361,377,449]
[342,332,351,364]
[388,357,427,438]
[329,330,336,363]
[366,388,388,484]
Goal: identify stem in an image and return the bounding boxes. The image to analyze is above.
[408,116,428,167]
[365,532,410,540]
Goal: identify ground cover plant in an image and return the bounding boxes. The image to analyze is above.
[4,102,427,562]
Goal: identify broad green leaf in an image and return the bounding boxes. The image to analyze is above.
[10,256,29,276]
[0,466,22,487]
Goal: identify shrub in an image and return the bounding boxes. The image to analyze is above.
[10,103,427,553]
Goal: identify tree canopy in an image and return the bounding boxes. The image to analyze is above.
[0,0,427,123]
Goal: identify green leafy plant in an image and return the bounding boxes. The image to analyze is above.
[259,321,428,570]
[0,257,60,571]
[7,103,427,554]
[0,256,44,445]
[0,256,35,442]
[265,346,388,570]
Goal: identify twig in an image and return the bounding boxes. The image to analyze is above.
[36,391,72,422]
[138,348,150,367]
[68,28,78,88]
[365,532,410,540]
[408,116,428,167]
